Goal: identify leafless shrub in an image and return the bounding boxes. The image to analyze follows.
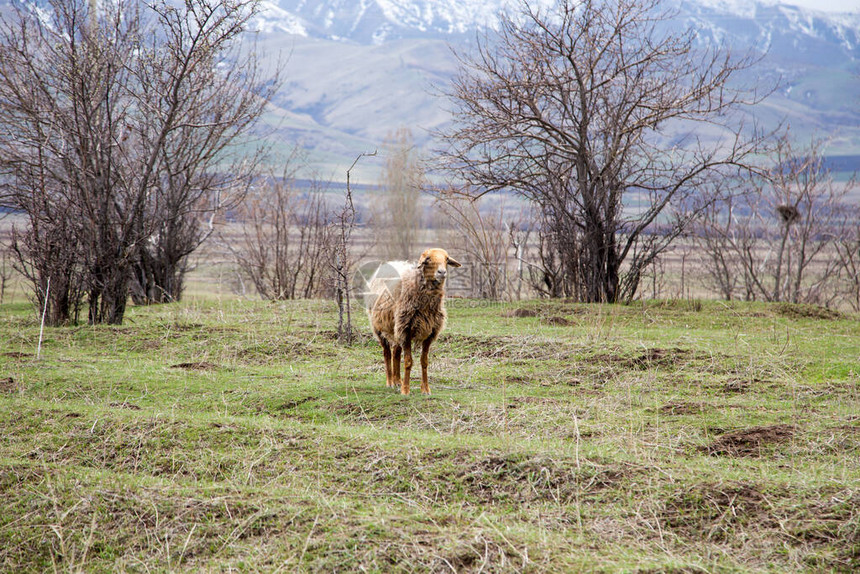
[833,203,860,311]
[333,151,376,344]
[230,160,333,300]
[693,132,857,305]
[695,186,750,301]
[435,190,514,299]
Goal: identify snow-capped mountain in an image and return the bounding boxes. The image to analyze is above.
[255,0,556,43]
[256,0,860,61]
[2,0,857,177]
[250,0,860,179]
[680,0,860,67]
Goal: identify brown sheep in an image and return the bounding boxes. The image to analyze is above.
[368,248,461,395]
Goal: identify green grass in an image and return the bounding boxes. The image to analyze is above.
[1,298,858,572]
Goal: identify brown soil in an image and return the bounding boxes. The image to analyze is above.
[276,397,316,410]
[109,402,142,410]
[503,308,539,318]
[701,424,795,457]
[543,316,574,326]
[654,401,709,415]
[721,379,750,393]
[170,361,219,370]
[0,377,16,393]
[2,352,31,359]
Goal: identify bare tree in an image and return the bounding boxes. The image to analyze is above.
[371,128,424,261]
[231,157,333,300]
[695,188,746,300]
[0,0,274,324]
[439,0,767,303]
[129,0,275,305]
[0,0,140,324]
[529,200,580,299]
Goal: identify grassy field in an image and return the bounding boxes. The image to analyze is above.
[0,297,858,572]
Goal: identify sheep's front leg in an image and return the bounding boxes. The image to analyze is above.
[420,338,433,394]
[380,338,393,387]
[392,345,402,390]
[401,337,413,395]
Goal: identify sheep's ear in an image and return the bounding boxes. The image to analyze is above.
[418,254,430,267]
[447,257,462,268]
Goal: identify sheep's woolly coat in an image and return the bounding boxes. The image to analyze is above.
[367,248,460,395]
[369,263,447,348]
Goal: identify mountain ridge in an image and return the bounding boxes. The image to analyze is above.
[1,0,857,180]
[250,0,860,180]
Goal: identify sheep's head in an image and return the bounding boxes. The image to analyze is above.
[417,248,461,288]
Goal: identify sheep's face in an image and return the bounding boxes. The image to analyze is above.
[417,248,461,288]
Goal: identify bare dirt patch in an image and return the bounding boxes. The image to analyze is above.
[0,377,16,393]
[653,401,709,415]
[503,307,539,318]
[700,424,795,457]
[109,401,142,410]
[543,315,574,326]
[437,540,519,573]
[715,377,777,394]
[276,397,316,411]
[2,352,31,359]
[503,374,533,385]
[631,348,692,368]
[170,361,219,370]
[721,379,751,393]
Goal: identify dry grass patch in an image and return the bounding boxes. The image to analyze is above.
[775,302,842,320]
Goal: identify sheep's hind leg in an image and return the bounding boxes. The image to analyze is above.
[401,338,413,396]
[380,338,393,388]
[392,345,402,391]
